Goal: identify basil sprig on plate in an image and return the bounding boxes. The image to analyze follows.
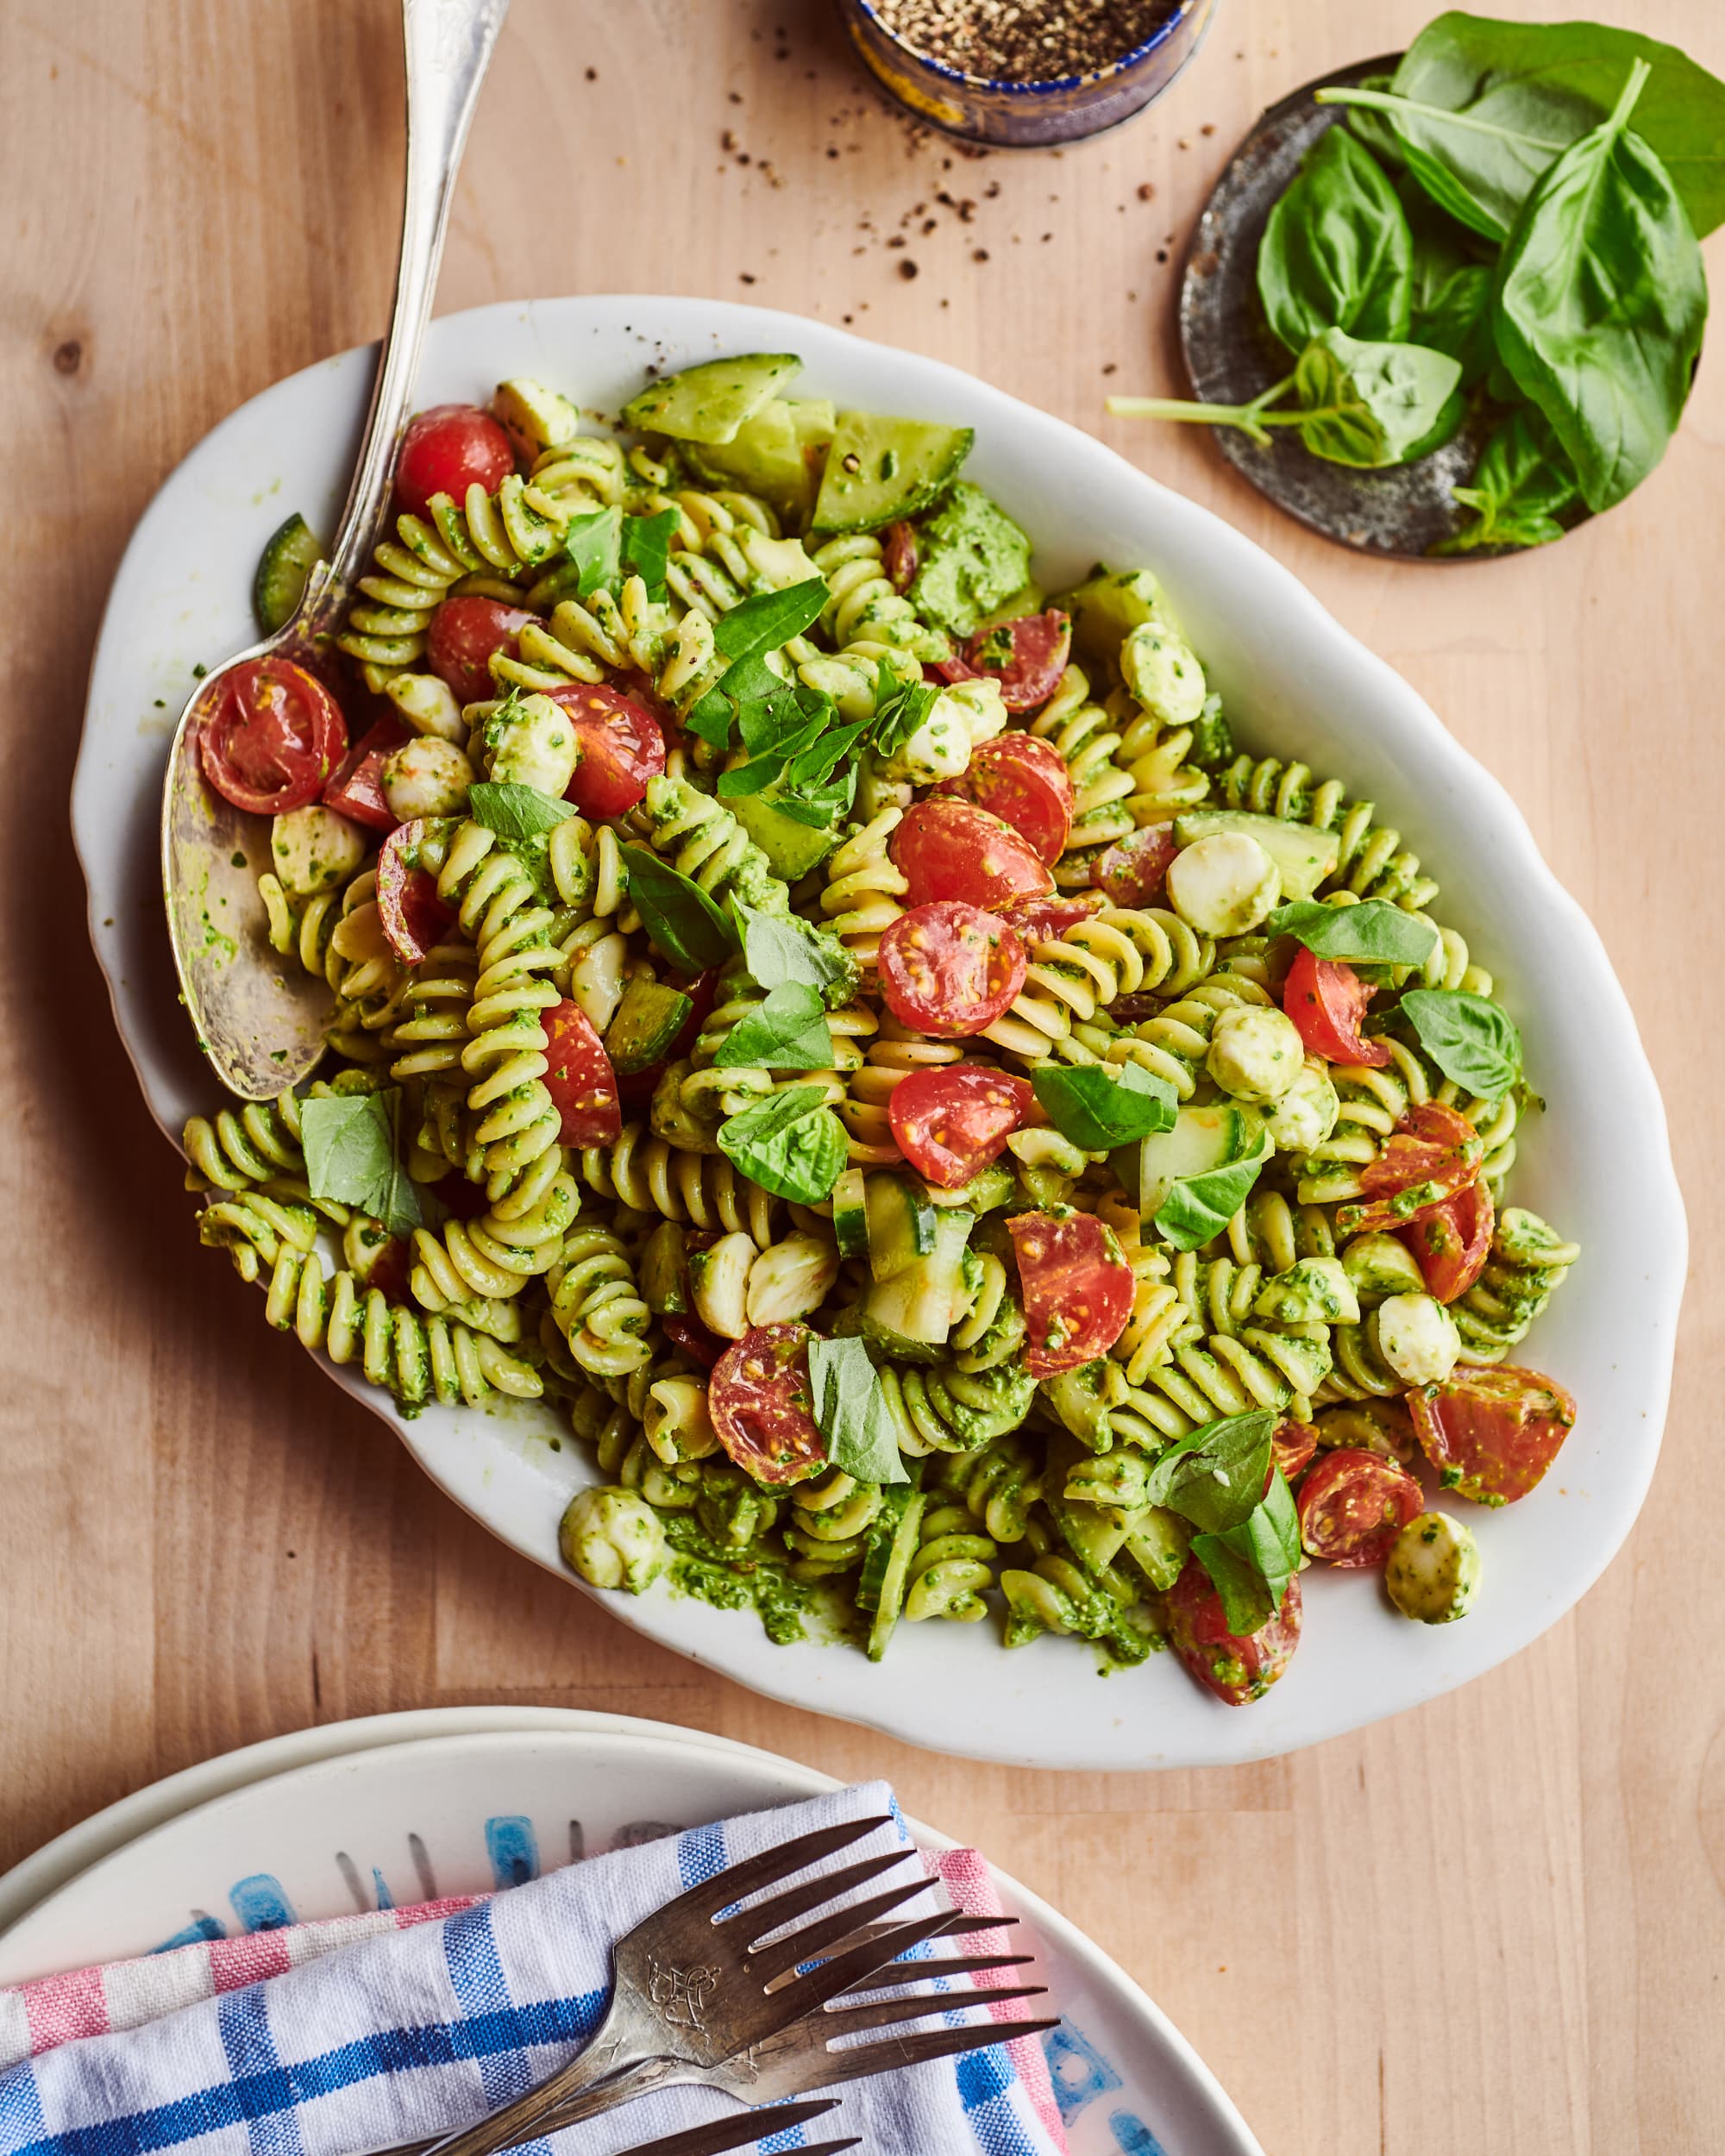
[618,844,738,975]
[712,983,834,1072]
[1142,1410,1300,1635]
[1270,897,1440,967]
[1258,122,1414,350]
[300,1088,422,1239]
[1032,1062,1176,1151]
[1401,987,1523,1095]
[808,1334,910,1486]
[1152,1131,1273,1254]
[716,1085,847,1206]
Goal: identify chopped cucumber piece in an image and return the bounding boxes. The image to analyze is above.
[1049,1495,1131,1576]
[861,1487,926,1660]
[1136,1103,1266,1218]
[860,1208,975,1351]
[1175,808,1340,901]
[866,1172,941,1282]
[492,378,581,457]
[253,512,323,635]
[1057,566,1186,670]
[921,1160,1015,1214]
[831,1169,869,1259]
[730,788,839,879]
[603,976,693,1075]
[622,354,802,445]
[685,396,832,522]
[811,411,973,532]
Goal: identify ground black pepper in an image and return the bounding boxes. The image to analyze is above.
[871,0,1178,83]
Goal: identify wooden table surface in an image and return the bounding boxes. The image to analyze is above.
[3,1,1722,2147]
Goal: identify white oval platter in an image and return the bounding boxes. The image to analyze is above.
[73,294,1686,1769]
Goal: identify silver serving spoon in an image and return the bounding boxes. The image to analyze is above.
[161,0,511,1101]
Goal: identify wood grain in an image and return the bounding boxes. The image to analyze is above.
[3,3,1722,2149]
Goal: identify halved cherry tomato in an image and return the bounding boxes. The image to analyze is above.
[365,1238,413,1302]
[426,596,537,705]
[434,1172,492,1222]
[377,819,456,965]
[547,682,667,817]
[1166,1559,1302,1706]
[995,890,1107,941]
[709,1321,829,1487]
[889,1066,1032,1188]
[662,1312,726,1370]
[396,404,515,521]
[933,610,1072,714]
[1007,1210,1134,1377]
[881,521,918,593]
[1297,1448,1424,1569]
[1283,948,1390,1068]
[1093,824,1180,908]
[323,714,413,834]
[1271,1419,1319,1482]
[1409,1363,1577,1506]
[892,799,1054,911]
[932,733,1072,863]
[1402,1177,1495,1303]
[542,999,622,1149]
[199,657,347,815]
[877,902,1026,1039]
[1339,1102,1484,1234]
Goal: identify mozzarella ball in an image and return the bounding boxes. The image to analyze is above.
[559,1487,667,1595]
[270,804,366,896]
[1375,1292,1462,1386]
[1264,1058,1341,1150]
[1120,619,1208,728]
[1206,1004,1307,1103]
[1386,1512,1481,1625]
[484,691,579,796]
[1167,831,1281,936]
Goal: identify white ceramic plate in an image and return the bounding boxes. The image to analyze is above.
[0,1720,1264,2156]
[74,295,1686,1769]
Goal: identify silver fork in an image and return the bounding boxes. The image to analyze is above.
[602,2098,853,2156]
[417,1915,1051,2155]
[401,1816,954,2156]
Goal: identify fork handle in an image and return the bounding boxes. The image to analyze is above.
[387,2057,674,2156]
[302,0,511,636]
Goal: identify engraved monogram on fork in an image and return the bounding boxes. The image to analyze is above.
[646,1958,723,2033]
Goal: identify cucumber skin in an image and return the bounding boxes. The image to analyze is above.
[253,512,322,636]
[604,979,693,1075]
[810,412,974,534]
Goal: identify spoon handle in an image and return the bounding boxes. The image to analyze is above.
[305,0,511,632]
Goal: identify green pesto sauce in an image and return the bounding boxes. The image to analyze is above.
[664,1515,810,1645]
[907,482,1032,638]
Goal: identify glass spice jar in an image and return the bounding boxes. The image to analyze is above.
[837,0,1219,149]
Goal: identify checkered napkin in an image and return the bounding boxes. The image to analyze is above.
[0,1782,1066,2156]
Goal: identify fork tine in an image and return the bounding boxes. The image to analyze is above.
[794,2015,1062,2090]
[608,2099,841,2156]
[655,1815,894,1927]
[749,1877,939,1982]
[774,1907,957,2014]
[718,1848,915,1940]
[844,1952,1035,1990]
[789,2141,861,2156]
[816,1985,1049,2040]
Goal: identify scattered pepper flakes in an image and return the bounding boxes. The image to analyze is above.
[899,259,920,279]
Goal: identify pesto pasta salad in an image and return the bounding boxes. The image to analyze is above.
[184,352,1580,1707]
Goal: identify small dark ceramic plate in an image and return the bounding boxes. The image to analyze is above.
[1176,53,1590,561]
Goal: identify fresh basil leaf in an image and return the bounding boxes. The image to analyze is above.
[1339,12,1725,243]
[737,902,859,1003]
[1152,1131,1271,1254]
[717,1085,848,1206]
[1291,328,1464,468]
[716,755,787,799]
[1258,123,1414,354]
[712,982,835,1071]
[771,767,857,829]
[1438,407,1581,555]
[786,713,874,787]
[1270,898,1440,967]
[687,576,829,743]
[1189,1532,1274,1637]
[1401,988,1523,1096]
[1344,71,1408,172]
[808,1334,911,1486]
[1143,1410,1276,1536]
[618,843,739,974]
[300,1089,422,1240]
[871,663,942,756]
[1408,248,1495,385]
[1032,1062,1176,1151]
[1494,63,1707,516]
[563,506,622,599]
[467,780,577,843]
[620,506,679,599]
